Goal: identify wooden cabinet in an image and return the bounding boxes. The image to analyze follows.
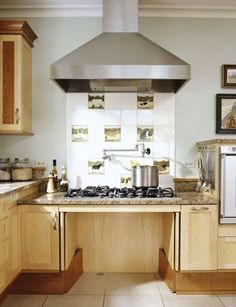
[0,20,37,135]
[0,200,9,293]
[9,206,21,280]
[180,205,218,271]
[21,205,60,271]
[218,225,236,269]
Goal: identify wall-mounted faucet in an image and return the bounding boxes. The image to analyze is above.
[102,143,151,160]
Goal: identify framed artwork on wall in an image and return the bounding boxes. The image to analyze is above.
[216,94,236,134]
[222,64,236,88]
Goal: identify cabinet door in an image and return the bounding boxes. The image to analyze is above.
[0,35,32,134]
[9,206,21,280]
[218,237,236,269]
[180,205,218,270]
[21,205,60,270]
[0,35,21,133]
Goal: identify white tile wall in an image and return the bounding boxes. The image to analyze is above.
[66,93,175,188]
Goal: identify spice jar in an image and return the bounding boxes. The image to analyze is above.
[12,158,32,181]
[0,158,11,181]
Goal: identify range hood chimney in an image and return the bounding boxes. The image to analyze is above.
[50,0,191,93]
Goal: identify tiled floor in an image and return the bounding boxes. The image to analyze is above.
[1,273,236,307]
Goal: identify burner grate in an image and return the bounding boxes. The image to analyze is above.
[65,186,175,199]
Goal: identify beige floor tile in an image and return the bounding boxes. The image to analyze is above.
[68,272,106,294]
[105,273,159,294]
[44,294,104,307]
[219,295,236,307]
[104,294,164,307]
[161,294,224,307]
[0,295,46,307]
[155,274,174,296]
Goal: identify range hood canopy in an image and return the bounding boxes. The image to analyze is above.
[50,0,191,93]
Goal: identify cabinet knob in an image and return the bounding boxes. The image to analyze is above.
[52,213,58,230]
[15,108,20,124]
[191,207,209,211]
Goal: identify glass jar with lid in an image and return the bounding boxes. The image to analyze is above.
[12,158,32,181]
[0,158,11,181]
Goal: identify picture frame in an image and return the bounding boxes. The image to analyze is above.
[216,94,236,134]
[222,65,236,88]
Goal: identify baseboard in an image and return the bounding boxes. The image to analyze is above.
[158,248,236,294]
[9,248,83,295]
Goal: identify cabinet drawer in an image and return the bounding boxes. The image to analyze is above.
[218,225,236,237]
[218,237,236,269]
[0,202,7,221]
[0,218,9,243]
[0,239,9,265]
[0,260,9,293]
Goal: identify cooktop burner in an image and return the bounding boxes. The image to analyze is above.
[65,186,175,199]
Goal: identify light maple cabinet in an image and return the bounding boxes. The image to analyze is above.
[0,20,37,135]
[180,205,218,271]
[218,225,236,269]
[9,206,21,280]
[21,205,60,271]
[0,200,9,293]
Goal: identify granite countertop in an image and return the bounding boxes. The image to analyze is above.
[17,191,218,206]
[197,138,236,146]
[0,180,42,197]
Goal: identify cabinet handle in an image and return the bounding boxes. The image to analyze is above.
[15,108,20,124]
[191,207,209,211]
[52,213,58,230]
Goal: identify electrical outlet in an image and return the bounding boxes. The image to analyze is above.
[185,161,195,168]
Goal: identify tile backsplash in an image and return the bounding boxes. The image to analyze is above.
[66,93,175,188]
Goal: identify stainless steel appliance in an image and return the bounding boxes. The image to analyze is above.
[50,0,190,93]
[220,146,236,224]
[65,186,175,199]
[132,165,159,188]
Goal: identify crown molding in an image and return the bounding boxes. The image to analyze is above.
[1,4,236,18]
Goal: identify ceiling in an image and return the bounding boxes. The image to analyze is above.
[1,0,236,7]
[1,0,236,18]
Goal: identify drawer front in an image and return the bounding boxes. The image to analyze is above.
[0,218,9,243]
[0,202,7,221]
[0,239,9,265]
[218,237,236,269]
[218,225,236,237]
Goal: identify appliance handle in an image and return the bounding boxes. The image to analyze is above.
[220,154,226,219]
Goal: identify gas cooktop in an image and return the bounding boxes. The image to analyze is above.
[65,186,175,199]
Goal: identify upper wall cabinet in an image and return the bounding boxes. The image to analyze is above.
[0,20,37,135]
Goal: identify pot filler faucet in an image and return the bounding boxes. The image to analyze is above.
[102,143,151,161]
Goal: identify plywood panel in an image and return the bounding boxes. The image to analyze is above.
[162,213,174,269]
[77,213,162,272]
[65,213,78,270]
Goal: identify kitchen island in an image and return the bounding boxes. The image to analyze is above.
[1,181,236,298]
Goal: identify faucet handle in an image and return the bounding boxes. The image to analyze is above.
[145,148,151,155]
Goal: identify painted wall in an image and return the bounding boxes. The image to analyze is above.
[0,17,236,178]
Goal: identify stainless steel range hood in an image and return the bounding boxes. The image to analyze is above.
[50,0,191,93]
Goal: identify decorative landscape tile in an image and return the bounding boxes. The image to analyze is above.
[71,125,88,142]
[120,174,132,188]
[154,159,170,175]
[88,93,105,109]
[104,126,121,142]
[137,126,154,142]
[88,159,105,175]
[137,93,154,109]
